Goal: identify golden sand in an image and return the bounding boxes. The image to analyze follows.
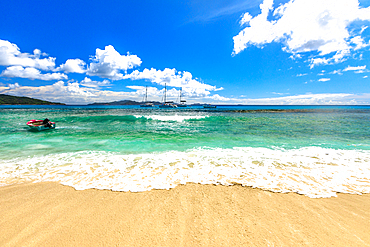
[1,182,369,246]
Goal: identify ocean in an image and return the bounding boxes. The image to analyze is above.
[0,105,369,198]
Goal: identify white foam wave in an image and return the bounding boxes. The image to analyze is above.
[0,147,369,198]
[135,115,208,122]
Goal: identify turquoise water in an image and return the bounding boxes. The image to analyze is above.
[1,105,370,197]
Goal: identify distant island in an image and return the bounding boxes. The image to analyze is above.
[88,100,162,106]
[88,100,208,106]
[0,94,65,105]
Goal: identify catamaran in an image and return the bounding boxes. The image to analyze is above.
[140,86,155,107]
[159,84,177,108]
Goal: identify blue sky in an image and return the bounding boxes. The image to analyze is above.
[0,0,370,104]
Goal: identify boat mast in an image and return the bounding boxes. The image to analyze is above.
[180,88,182,103]
[145,86,148,102]
[180,87,186,103]
[164,83,167,103]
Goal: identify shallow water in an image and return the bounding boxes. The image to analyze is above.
[1,105,369,197]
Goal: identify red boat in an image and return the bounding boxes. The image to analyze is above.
[27,119,56,131]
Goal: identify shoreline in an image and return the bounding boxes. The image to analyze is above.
[1,182,370,246]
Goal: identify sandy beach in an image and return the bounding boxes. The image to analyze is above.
[1,182,369,247]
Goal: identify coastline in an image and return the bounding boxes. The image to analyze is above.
[1,182,369,246]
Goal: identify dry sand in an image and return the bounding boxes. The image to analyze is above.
[0,182,369,247]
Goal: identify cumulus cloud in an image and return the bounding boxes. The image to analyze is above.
[57,59,86,73]
[205,94,231,101]
[87,45,142,80]
[1,66,67,81]
[126,85,162,98]
[0,81,143,104]
[0,40,227,102]
[0,39,56,70]
[123,68,223,98]
[80,77,111,88]
[233,0,370,67]
[8,83,20,89]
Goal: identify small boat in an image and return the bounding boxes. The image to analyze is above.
[140,86,155,107]
[159,83,177,108]
[27,119,55,131]
[203,104,216,108]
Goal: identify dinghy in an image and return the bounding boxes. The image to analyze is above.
[27,119,56,131]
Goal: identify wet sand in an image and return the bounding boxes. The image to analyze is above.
[1,182,369,247]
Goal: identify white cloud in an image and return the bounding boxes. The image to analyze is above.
[350,36,370,50]
[8,83,20,89]
[272,92,289,95]
[364,75,368,78]
[233,0,370,67]
[318,78,331,82]
[80,77,111,88]
[1,66,67,81]
[87,45,142,80]
[123,68,223,98]
[57,59,86,73]
[0,81,141,104]
[51,81,96,97]
[206,94,231,101]
[0,81,196,105]
[240,93,367,105]
[343,65,367,74]
[1,82,369,105]
[126,85,163,98]
[343,65,366,71]
[0,39,56,70]
[330,70,343,75]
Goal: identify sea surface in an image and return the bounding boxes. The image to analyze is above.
[0,105,369,198]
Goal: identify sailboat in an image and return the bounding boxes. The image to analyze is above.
[177,88,187,107]
[159,83,177,108]
[140,86,155,107]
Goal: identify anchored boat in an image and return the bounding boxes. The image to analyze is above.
[177,87,187,107]
[140,86,155,107]
[159,83,177,108]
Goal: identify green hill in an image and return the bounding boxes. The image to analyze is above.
[0,94,65,105]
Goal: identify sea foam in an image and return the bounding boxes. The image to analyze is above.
[134,115,208,122]
[1,147,369,198]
